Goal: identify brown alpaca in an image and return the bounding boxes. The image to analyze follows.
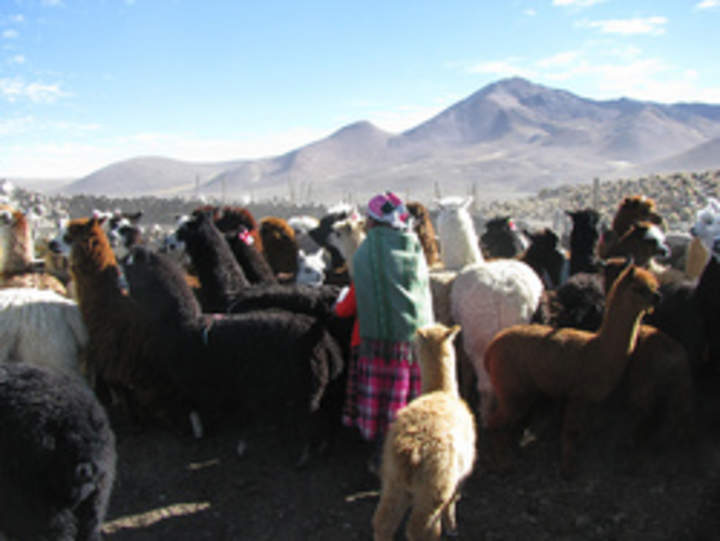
[602,224,686,285]
[407,201,442,268]
[57,216,165,418]
[259,216,299,278]
[484,262,659,476]
[598,195,665,259]
[373,323,476,541]
[0,205,67,296]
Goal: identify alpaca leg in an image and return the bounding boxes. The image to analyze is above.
[441,489,461,536]
[372,483,411,541]
[484,393,533,471]
[561,397,589,478]
[406,485,452,541]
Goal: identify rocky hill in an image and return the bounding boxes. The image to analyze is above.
[57,78,720,204]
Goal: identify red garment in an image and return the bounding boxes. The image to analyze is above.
[333,283,360,347]
[341,338,421,441]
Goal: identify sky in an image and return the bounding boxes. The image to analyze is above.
[2,0,720,179]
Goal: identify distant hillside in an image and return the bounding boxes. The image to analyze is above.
[60,156,244,197]
[58,78,720,203]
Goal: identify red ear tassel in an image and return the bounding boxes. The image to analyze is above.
[238,229,254,246]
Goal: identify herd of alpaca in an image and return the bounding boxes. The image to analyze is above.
[1,190,720,538]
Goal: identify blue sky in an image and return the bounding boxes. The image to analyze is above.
[2,0,720,178]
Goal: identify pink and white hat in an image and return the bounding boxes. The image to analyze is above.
[366,191,410,230]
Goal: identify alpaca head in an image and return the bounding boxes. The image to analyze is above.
[407,201,441,266]
[414,323,462,394]
[49,216,117,272]
[481,216,527,258]
[689,198,720,252]
[0,204,33,270]
[611,195,665,236]
[296,248,326,287]
[327,213,366,276]
[567,208,602,248]
[606,221,670,267]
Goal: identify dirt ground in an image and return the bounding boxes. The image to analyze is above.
[99,379,720,541]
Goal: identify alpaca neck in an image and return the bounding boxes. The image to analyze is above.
[421,360,458,395]
[71,243,125,315]
[596,295,644,363]
[0,226,33,273]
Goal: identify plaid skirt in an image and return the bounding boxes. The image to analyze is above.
[342,338,421,441]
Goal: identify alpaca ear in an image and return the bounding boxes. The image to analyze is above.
[622,255,634,272]
[447,324,461,340]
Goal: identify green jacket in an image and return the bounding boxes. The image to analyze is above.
[353,225,433,342]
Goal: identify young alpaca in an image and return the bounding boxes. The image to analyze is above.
[0,205,67,296]
[372,323,476,541]
[0,362,116,541]
[484,262,659,477]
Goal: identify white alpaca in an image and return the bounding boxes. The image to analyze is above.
[687,198,720,279]
[296,248,327,286]
[450,259,543,425]
[435,196,484,271]
[373,323,476,541]
[288,215,322,254]
[0,287,88,377]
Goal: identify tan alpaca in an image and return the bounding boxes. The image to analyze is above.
[484,262,659,477]
[0,205,67,296]
[373,323,476,541]
[327,214,366,277]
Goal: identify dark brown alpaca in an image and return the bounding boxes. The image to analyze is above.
[598,195,665,259]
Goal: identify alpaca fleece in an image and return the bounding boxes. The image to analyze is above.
[484,264,659,476]
[176,211,250,312]
[122,245,346,450]
[0,363,116,541]
[0,287,88,377]
[373,324,476,541]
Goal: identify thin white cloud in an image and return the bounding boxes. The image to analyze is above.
[0,77,68,103]
[10,14,25,23]
[0,115,35,136]
[0,116,100,138]
[524,8,537,16]
[578,16,668,35]
[42,0,64,6]
[536,51,582,68]
[8,54,25,64]
[695,0,719,9]
[553,0,605,6]
[2,29,19,39]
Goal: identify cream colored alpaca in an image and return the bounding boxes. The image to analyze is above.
[372,323,476,541]
[326,213,366,277]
